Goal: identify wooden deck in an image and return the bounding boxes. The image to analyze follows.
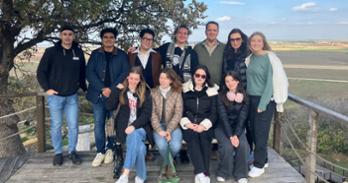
[7,148,304,183]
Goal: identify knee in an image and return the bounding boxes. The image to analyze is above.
[220,144,234,154]
[170,142,182,155]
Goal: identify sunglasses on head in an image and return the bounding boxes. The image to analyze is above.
[194,73,206,79]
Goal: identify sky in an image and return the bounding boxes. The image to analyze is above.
[188,0,348,42]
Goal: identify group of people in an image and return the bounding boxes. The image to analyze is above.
[36,21,288,183]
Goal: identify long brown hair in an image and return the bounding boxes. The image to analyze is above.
[248,31,272,51]
[220,71,247,106]
[160,68,182,93]
[119,66,147,107]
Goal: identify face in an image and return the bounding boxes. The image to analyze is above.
[225,75,239,91]
[230,32,243,50]
[102,32,116,48]
[140,33,154,51]
[60,30,74,45]
[205,23,218,42]
[159,73,172,89]
[175,27,189,44]
[250,34,265,53]
[194,69,207,87]
[127,73,141,89]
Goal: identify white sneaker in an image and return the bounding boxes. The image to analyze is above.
[204,176,211,183]
[216,176,226,182]
[264,163,269,168]
[195,173,205,183]
[92,153,105,167]
[248,166,265,178]
[104,149,114,164]
[238,178,248,183]
[115,174,128,183]
[135,176,144,183]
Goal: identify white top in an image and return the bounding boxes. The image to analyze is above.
[127,91,138,124]
[133,48,156,68]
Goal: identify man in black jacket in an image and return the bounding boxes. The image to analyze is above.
[37,25,87,166]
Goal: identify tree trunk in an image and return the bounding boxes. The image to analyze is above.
[0,44,26,158]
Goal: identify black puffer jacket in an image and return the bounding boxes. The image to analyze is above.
[217,92,249,138]
[105,88,152,144]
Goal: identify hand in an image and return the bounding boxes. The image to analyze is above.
[116,83,124,90]
[165,131,172,142]
[102,87,111,98]
[257,108,263,113]
[127,46,137,53]
[46,89,58,95]
[185,123,198,130]
[194,125,205,133]
[158,130,167,137]
[230,135,240,147]
[125,125,135,134]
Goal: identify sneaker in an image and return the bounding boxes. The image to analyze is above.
[216,176,226,182]
[115,174,128,183]
[69,151,82,165]
[248,166,265,178]
[53,153,63,166]
[264,162,269,168]
[104,149,114,164]
[92,153,105,167]
[135,176,144,183]
[238,178,248,183]
[194,173,204,183]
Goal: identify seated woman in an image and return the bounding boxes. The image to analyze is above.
[105,66,152,183]
[180,65,218,183]
[215,71,249,183]
[151,68,183,177]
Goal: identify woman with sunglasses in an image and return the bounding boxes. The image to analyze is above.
[246,32,288,178]
[215,71,249,183]
[105,66,152,183]
[180,65,218,183]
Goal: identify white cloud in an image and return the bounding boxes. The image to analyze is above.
[329,8,338,12]
[292,2,317,12]
[219,1,245,5]
[337,21,348,25]
[216,16,232,22]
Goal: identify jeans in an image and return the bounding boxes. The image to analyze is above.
[92,100,113,154]
[123,128,147,180]
[153,124,182,165]
[47,94,79,154]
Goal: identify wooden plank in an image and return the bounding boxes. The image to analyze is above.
[36,95,46,153]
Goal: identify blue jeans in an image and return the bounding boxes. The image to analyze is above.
[123,128,147,180]
[92,100,113,154]
[153,125,182,165]
[47,94,79,154]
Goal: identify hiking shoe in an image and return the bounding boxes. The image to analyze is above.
[69,151,82,165]
[92,153,105,167]
[53,153,63,166]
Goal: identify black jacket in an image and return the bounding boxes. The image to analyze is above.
[217,92,249,138]
[37,41,87,96]
[105,88,152,143]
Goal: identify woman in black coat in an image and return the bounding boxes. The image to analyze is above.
[180,65,218,183]
[215,71,249,183]
[105,66,152,183]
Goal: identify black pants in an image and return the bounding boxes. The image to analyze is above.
[215,127,249,180]
[248,96,275,168]
[183,129,213,175]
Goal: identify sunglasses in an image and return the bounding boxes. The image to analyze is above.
[230,37,242,42]
[194,73,206,79]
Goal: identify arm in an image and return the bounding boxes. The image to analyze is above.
[132,93,153,129]
[151,93,162,133]
[167,93,183,133]
[79,50,87,91]
[217,96,233,138]
[200,95,217,131]
[234,99,249,137]
[86,51,104,92]
[258,61,273,111]
[105,89,121,111]
[36,49,51,91]
[112,53,129,88]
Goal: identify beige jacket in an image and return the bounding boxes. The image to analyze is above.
[151,87,183,133]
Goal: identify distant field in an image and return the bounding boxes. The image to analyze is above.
[270,41,348,52]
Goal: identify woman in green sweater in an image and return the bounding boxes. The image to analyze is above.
[246,32,288,178]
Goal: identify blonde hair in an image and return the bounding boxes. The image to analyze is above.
[248,31,272,51]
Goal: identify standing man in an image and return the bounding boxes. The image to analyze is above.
[129,28,162,88]
[37,25,87,166]
[194,21,225,85]
[86,28,129,167]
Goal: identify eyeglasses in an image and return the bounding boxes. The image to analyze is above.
[230,37,242,42]
[142,37,153,42]
[62,33,73,36]
[103,36,115,39]
[194,73,206,79]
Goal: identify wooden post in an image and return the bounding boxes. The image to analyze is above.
[36,95,46,152]
[305,110,318,183]
[273,112,282,154]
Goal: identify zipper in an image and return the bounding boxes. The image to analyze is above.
[194,97,199,123]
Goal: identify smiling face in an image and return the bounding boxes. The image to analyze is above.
[140,33,154,51]
[60,30,74,46]
[225,75,239,92]
[175,27,189,45]
[159,73,172,89]
[230,32,243,50]
[194,69,207,87]
[250,34,265,53]
[205,23,218,42]
[102,32,116,48]
[127,73,141,90]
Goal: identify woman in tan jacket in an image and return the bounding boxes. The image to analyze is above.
[151,68,183,175]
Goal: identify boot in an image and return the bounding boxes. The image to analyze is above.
[113,143,124,179]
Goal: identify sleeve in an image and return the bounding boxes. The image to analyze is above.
[200,95,217,131]
[217,95,233,138]
[151,93,162,133]
[154,43,168,66]
[167,93,183,133]
[86,51,104,92]
[105,89,121,111]
[234,99,249,137]
[258,61,273,111]
[132,93,153,129]
[36,48,51,91]
[112,53,129,88]
[79,50,87,91]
